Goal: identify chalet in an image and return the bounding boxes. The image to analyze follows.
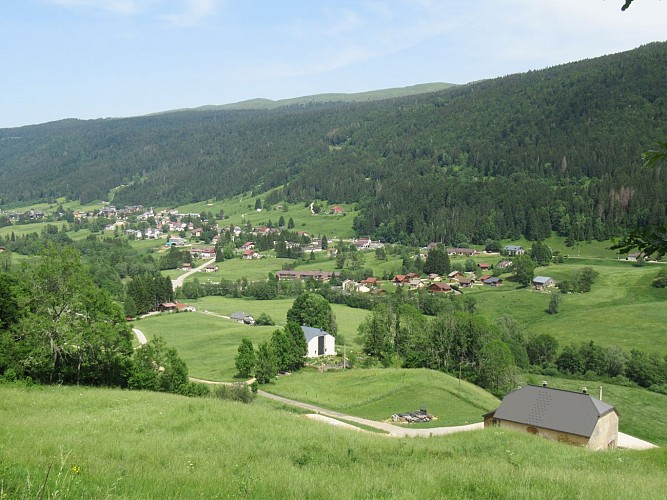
[230,312,255,325]
[429,273,443,282]
[479,275,491,282]
[0,246,5,253]
[408,278,424,289]
[275,270,338,282]
[241,241,255,250]
[627,252,650,262]
[496,260,513,269]
[204,265,219,273]
[458,277,474,287]
[242,249,261,260]
[504,245,525,256]
[302,326,336,358]
[181,263,192,270]
[484,385,619,450]
[483,277,503,286]
[393,274,410,285]
[360,277,380,287]
[355,237,371,249]
[190,247,215,259]
[342,280,370,293]
[448,271,463,280]
[331,205,344,215]
[429,282,452,293]
[447,247,477,256]
[159,302,178,312]
[478,263,491,270]
[532,276,555,289]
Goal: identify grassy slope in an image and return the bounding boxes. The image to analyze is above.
[472,259,667,354]
[264,368,499,427]
[1,384,666,499]
[134,301,369,380]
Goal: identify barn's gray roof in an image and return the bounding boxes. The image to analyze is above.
[489,385,617,438]
[532,276,553,284]
[301,325,331,342]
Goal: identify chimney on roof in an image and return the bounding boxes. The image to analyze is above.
[582,387,588,394]
[542,381,548,387]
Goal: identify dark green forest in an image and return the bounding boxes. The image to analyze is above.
[1,42,666,246]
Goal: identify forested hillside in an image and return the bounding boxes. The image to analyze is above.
[1,42,666,246]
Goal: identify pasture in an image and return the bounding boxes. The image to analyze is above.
[265,368,499,427]
[2,384,666,499]
[472,259,667,354]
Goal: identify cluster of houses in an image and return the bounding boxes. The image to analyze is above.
[0,208,46,222]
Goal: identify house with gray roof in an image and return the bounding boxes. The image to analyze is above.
[484,385,619,450]
[503,245,525,256]
[301,326,336,358]
[532,276,555,289]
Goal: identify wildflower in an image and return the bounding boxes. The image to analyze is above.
[70,465,81,475]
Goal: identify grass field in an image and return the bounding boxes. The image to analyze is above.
[2,384,666,499]
[264,368,499,427]
[134,298,370,380]
[472,259,667,354]
[177,192,358,240]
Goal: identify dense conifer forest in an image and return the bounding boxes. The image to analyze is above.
[1,42,666,246]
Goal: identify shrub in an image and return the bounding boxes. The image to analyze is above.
[213,383,255,403]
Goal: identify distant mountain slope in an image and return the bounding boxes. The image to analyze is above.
[0,43,666,245]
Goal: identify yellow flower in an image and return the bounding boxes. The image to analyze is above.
[70,465,81,475]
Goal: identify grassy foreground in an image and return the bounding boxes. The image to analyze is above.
[1,384,666,499]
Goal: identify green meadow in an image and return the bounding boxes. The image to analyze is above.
[2,384,666,499]
[472,259,667,354]
[177,192,358,240]
[134,299,369,380]
[265,368,499,427]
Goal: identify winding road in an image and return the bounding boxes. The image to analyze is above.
[129,327,658,447]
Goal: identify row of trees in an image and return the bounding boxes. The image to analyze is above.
[357,300,667,396]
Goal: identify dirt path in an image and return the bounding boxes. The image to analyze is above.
[171,258,216,289]
[258,390,483,437]
[128,329,658,448]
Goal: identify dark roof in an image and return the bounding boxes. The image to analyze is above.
[301,325,331,342]
[230,311,251,320]
[489,385,617,438]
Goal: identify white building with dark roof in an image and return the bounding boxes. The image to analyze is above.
[301,326,336,358]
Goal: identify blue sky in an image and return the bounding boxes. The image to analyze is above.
[1,0,665,128]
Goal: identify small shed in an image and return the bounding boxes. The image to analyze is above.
[301,326,336,358]
[484,385,619,450]
[483,277,503,286]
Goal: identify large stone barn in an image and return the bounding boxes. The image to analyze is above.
[484,385,619,450]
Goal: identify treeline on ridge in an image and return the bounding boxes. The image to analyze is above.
[0,43,666,247]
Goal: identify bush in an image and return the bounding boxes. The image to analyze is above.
[178,382,211,398]
[213,383,255,403]
[255,313,275,326]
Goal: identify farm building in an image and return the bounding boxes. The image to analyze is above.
[301,326,336,358]
[504,245,525,256]
[532,276,555,289]
[484,385,619,450]
[230,312,255,325]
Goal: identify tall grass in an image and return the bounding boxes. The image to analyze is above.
[1,384,665,499]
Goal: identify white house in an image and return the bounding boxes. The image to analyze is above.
[301,326,336,358]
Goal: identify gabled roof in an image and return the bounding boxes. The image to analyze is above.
[532,276,553,284]
[301,325,332,342]
[489,385,617,438]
